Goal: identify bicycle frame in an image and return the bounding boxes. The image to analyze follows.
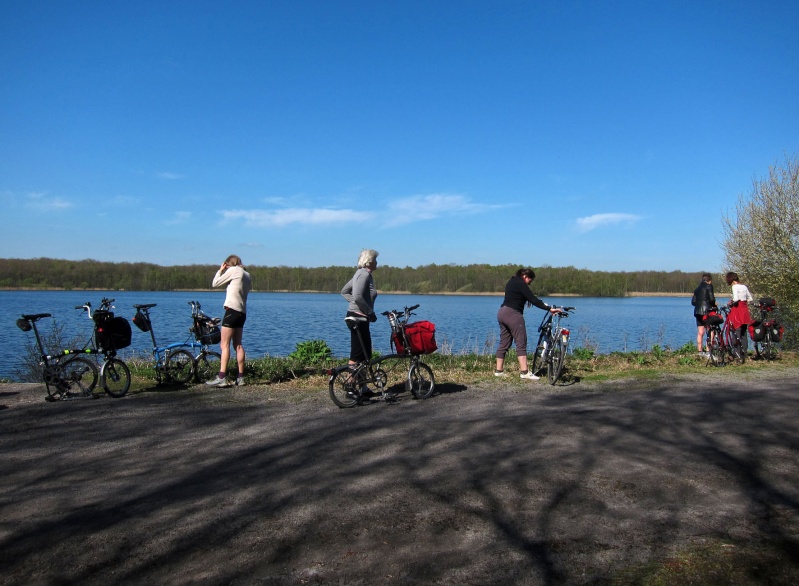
[531,306,574,385]
[132,304,196,385]
[327,304,435,407]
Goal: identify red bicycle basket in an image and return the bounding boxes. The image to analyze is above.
[404,321,438,355]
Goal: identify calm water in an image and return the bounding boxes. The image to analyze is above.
[2,290,715,381]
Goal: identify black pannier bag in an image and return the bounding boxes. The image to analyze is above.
[95,315,132,351]
[702,311,723,327]
[749,321,766,342]
[192,318,221,345]
[133,309,151,332]
[767,320,784,342]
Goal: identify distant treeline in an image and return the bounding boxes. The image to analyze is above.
[0,258,727,297]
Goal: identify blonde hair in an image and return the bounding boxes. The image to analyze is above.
[357,249,379,269]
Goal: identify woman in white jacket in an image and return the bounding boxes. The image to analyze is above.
[207,254,252,387]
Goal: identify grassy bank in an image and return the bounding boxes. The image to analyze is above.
[119,347,799,396]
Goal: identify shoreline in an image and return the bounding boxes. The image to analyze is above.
[1,287,694,297]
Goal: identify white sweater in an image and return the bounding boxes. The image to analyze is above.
[212,266,252,313]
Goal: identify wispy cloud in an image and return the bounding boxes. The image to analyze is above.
[385,193,502,226]
[164,211,192,225]
[575,213,642,232]
[26,192,73,211]
[217,193,502,229]
[157,172,185,180]
[221,208,375,227]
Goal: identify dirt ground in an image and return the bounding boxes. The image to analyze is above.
[2,369,799,585]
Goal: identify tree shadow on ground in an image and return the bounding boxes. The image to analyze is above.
[2,375,799,584]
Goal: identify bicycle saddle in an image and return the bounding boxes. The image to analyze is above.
[133,303,157,309]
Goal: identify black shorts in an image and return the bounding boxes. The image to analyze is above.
[695,315,706,327]
[222,307,247,329]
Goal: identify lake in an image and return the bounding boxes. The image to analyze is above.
[2,290,714,381]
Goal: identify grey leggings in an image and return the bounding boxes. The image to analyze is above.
[496,305,528,359]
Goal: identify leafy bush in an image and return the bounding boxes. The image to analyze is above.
[287,340,332,365]
[572,347,595,360]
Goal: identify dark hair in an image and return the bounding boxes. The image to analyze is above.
[702,273,712,283]
[725,272,739,285]
[516,268,536,280]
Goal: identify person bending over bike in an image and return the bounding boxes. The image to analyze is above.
[341,249,379,395]
[495,267,560,380]
[206,254,252,387]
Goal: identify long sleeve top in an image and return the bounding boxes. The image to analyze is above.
[501,275,549,314]
[341,268,377,316]
[212,266,252,313]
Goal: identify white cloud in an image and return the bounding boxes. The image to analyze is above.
[385,193,500,226]
[164,211,192,225]
[217,193,503,229]
[26,192,73,211]
[221,208,375,227]
[157,172,185,180]
[575,213,642,232]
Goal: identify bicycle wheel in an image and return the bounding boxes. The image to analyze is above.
[195,350,222,383]
[165,349,195,384]
[547,338,566,384]
[102,357,131,398]
[762,333,777,361]
[409,362,435,399]
[329,368,359,408]
[529,332,549,375]
[708,334,726,367]
[724,326,743,363]
[56,357,99,399]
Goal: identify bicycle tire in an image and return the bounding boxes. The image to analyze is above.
[371,366,388,391]
[762,333,777,361]
[329,368,359,408]
[166,349,195,384]
[194,350,222,383]
[409,362,435,399]
[547,338,566,384]
[102,357,131,398]
[708,333,726,367]
[530,331,549,376]
[55,356,99,399]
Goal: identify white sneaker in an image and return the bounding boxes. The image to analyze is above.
[206,376,230,387]
[234,377,246,386]
[520,371,540,380]
[494,370,508,377]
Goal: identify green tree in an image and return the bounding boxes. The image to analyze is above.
[722,152,799,348]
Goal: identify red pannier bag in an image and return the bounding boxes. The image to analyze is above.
[404,320,438,355]
[391,331,406,355]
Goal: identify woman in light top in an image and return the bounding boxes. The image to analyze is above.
[207,254,252,387]
[725,271,753,361]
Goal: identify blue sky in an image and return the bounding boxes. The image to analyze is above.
[2,1,797,272]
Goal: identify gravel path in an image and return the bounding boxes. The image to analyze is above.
[2,370,799,585]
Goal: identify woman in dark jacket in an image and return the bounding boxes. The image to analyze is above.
[692,273,715,354]
[495,268,560,380]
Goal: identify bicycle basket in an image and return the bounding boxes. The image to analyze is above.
[96,316,132,351]
[404,320,438,355]
[16,318,32,332]
[192,318,221,345]
[749,321,766,342]
[132,309,151,332]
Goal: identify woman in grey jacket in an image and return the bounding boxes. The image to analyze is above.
[341,249,379,368]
